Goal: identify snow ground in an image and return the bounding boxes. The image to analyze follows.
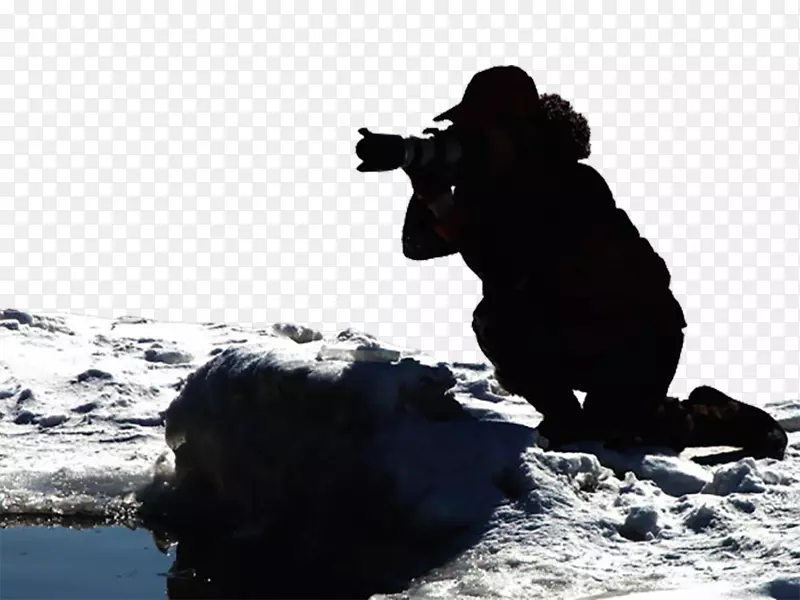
[1,309,798,599]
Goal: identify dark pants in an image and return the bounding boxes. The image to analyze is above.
[472,295,685,440]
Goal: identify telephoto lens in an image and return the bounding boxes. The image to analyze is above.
[403,128,464,173]
[355,126,466,174]
[355,128,408,172]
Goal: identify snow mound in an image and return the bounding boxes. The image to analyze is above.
[154,341,537,536]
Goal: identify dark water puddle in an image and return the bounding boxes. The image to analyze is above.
[0,493,479,600]
[0,518,419,599]
[0,524,170,599]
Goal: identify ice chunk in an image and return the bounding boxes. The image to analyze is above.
[317,344,402,363]
[1,309,33,326]
[701,458,768,496]
[37,414,68,428]
[565,443,712,497]
[144,347,194,365]
[271,322,323,344]
[618,505,662,541]
[316,329,405,363]
[0,319,20,331]
[75,368,114,383]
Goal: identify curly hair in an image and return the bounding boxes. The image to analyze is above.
[535,93,592,162]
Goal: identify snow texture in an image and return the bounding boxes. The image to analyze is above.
[1,309,799,599]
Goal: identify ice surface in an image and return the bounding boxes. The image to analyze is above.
[1,309,799,599]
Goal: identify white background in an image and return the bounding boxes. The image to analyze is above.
[3,1,799,402]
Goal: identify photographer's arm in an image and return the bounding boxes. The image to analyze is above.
[401,192,461,260]
[399,125,519,261]
[400,161,471,260]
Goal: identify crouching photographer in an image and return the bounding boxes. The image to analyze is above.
[352,65,787,460]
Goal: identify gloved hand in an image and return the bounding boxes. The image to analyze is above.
[403,160,466,242]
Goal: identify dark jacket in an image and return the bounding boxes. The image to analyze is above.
[402,158,687,333]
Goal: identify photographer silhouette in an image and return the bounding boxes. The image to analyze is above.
[356,65,787,459]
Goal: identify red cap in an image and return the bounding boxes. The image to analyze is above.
[433,65,541,123]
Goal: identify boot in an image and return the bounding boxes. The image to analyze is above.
[587,388,788,460]
[681,385,788,460]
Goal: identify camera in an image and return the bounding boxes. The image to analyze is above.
[355,126,469,174]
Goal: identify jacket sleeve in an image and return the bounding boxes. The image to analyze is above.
[401,194,460,261]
